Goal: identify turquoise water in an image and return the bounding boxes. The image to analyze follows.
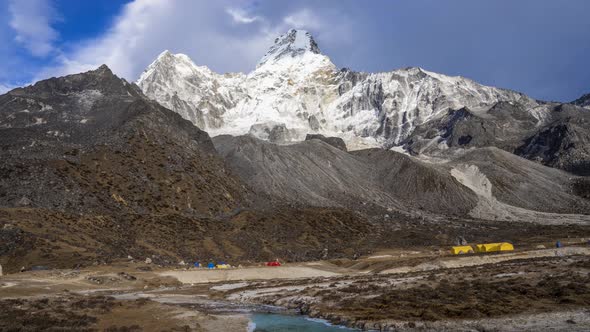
[250,313,357,332]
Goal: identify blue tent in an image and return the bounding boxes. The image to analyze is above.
[207,262,215,269]
[194,262,200,268]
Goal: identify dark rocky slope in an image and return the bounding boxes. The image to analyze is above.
[0,66,250,216]
[0,207,374,273]
[213,135,477,216]
[214,135,590,218]
[351,148,478,215]
[0,66,375,271]
[516,108,590,175]
[450,147,590,214]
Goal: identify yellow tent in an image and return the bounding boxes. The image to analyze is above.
[474,242,514,253]
[451,245,474,255]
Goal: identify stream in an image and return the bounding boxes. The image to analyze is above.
[111,290,358,331]
[249,313,358,331]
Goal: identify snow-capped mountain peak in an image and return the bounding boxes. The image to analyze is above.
[156,49,173,60]
[139,50,215,81]
[137,29,541,150]
[137,49,245,130]
[257,29,321,67]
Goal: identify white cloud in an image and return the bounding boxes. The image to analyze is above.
[36,0,274,81]
[8,0,59,57]
[283,9,322,30]
[32,0,356,83]
[226,7,260,24]
[282,8,354,48]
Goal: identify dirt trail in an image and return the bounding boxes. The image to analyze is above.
[159,265,341,284]
[158,248,590,285]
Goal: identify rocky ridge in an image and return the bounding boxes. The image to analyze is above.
[572,92,590,109]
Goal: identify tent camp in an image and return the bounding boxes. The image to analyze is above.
[474,242,514,253]
[216,263,230,269]
[451,245,474,255]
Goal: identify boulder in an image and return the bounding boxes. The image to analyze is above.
[305,134,347,151]
[455,236,468,246]
[16,197,32,207]
[249,122,292,143]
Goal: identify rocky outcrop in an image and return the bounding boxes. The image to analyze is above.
[516,116,590,175]
[572,92,590,109]
[257,29,320,67]
[305,134,347,151]
[402,101,590,175]
[249,122,292,143]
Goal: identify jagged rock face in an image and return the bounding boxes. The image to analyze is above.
[137,29,535,149]
[403,102,540,154]
[516,105,590,175]
[0,66,249,216]
[257,29,320,67]
[136,51,246,130]
[402,101,590,175]
[572,93,590,109]
[332,68,535,146]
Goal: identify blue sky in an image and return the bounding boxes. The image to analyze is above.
[1,0,589,102]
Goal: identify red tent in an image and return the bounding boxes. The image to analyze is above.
[266,261,281,266]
